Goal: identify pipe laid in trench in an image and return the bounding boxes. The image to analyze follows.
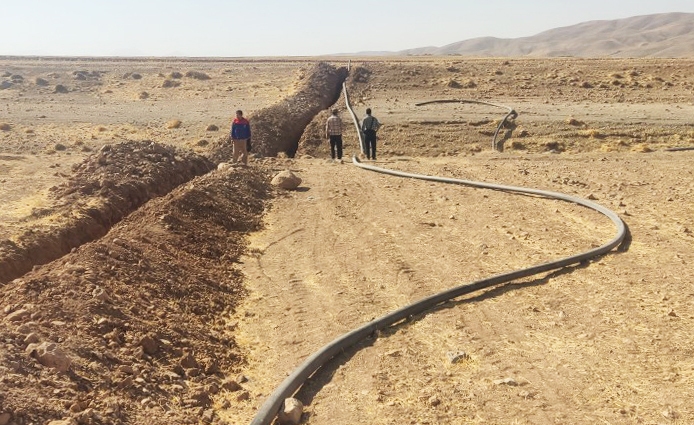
[249,73,626,425]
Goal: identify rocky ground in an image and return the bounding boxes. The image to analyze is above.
[1,57,693,425]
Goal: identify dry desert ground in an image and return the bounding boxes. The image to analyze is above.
[1,56,694,425]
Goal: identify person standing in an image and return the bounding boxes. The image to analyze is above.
[230,110,251,165]
[361,108,381,160]
[325,109,343,162]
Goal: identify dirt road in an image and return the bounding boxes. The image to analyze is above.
[228,151,693,424]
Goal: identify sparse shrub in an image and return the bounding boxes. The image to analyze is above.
[545,141,565,152]
[162,79,180,88]
[54,143,67,151]
[138,91,150,99]
[185,71,211,80]
[462,79,477,88]
[580,81,593,88]
[131,73,142,80]
[0,123,11,131]
[35,77,49,86]
[196,139,209,146]
[446,79,461,88]
[170,72,183,79]
[510,140,526,150]
[166,119,182,129]
[566,117,585,127]
[206,124,219,131]
[54,84,69,93]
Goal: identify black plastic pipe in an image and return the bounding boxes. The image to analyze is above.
[248,74,626,425]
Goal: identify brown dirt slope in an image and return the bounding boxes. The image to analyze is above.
[0,165,271,425]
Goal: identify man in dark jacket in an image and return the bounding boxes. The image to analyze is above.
[361,108,381,160]
[230,110,251,165]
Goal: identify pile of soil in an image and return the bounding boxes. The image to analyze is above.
[0,141,214,283]
[0,164,272,425]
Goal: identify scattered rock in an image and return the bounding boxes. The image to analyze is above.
[278,398,303,425]
[0,123,11,131]
[5,309,30,322]
[26,342,72,372]
[54,84,69,94]
[166,119,182,129]
[271,170,302,190]
[206,124,219,131]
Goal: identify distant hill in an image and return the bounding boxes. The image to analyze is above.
[383,13,694,57]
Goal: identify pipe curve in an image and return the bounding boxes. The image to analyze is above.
[249,73,626,425]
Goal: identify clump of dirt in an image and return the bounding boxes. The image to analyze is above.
[0,141,214,283]
[0,165,272,425]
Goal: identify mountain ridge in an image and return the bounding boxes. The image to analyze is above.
[357,13,694,57]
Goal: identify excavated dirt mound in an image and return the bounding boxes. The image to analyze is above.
[0,165,271,425]
[207,62,348,162]
[0,141,214,283]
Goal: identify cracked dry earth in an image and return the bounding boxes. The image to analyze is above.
[1,57,694,425]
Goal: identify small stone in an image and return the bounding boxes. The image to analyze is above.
[236,391,250,402]
[5,309,30,322]
[24,333,40,345]
[278,398,303,425]
[428,396,441,407]
[26,342,71,372]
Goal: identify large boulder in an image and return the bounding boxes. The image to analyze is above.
[271,170,302,190]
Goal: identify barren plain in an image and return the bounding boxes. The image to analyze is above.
[1,57,694,425]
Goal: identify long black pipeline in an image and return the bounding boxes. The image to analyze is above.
[249,75,626,425]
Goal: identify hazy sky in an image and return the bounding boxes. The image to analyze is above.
[2,0,693,57]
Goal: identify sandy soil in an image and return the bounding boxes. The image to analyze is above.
[1,57,694,425]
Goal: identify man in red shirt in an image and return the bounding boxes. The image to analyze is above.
[230,110,251,165]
